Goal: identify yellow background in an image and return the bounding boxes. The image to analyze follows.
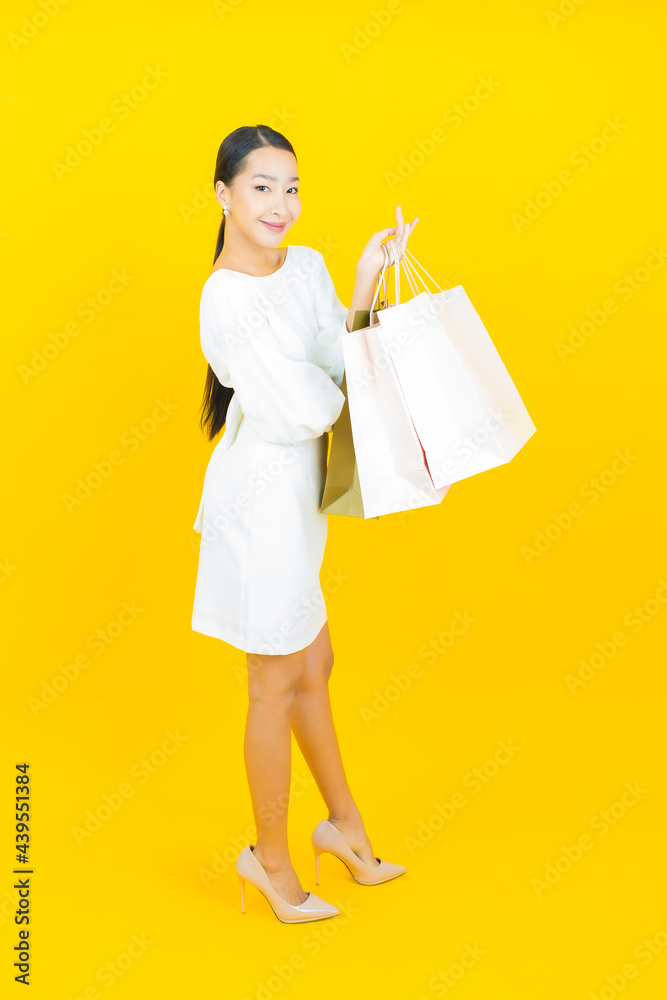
[2,0,666,996]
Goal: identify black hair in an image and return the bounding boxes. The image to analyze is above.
[198,124,297,441]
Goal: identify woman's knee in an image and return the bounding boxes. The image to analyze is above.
[320,647,334,682]
[301,622,335,687]
[246,650,306,705]
[302,647,334,690]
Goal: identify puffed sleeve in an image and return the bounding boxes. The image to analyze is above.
[200,274,345,446]
[309,251,349,389]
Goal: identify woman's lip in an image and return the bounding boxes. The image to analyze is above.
[261,220,286,229]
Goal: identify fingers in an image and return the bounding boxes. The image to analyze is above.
[374,212,418,265]
[400,216,419,255]
[394,207,419,257]
[396,204,404,243]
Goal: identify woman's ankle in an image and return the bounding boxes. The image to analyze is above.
[328,809,363,829]
[251,845,292,872]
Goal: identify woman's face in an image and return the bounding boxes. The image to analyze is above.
[216,146,301,246]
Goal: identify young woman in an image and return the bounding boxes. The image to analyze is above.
[191,124,419,924]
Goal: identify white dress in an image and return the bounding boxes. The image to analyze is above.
[191,244,348,655]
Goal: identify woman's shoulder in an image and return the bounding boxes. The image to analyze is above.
[288,244,322,261]
[201,263,248,293]
[201,245,323,298]
[285,245,327,281]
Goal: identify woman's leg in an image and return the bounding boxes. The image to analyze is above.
[244,646,310,904]
[290,621,380,867]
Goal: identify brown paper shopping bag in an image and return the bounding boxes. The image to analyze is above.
[320,309,380,519]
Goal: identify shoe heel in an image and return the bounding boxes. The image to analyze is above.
[313,845,322,885]
[236,844,339,923]
[310,818,408,886]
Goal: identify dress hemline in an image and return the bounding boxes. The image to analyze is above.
[191,608,328,656]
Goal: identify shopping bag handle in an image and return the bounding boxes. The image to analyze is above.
[397,252,428,298]
[369,242,391,325]
[389,238,420,303]
[398,246,446,294]
[398,245,420,299]
[368,237,416,322]
[368,237,443,322]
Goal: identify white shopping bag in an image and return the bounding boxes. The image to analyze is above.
[376,244,536,487]
[342,313,451,518]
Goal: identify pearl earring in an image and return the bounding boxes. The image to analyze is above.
[222,205,229,216]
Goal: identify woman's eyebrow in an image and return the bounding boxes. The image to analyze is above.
[250,173,300,181]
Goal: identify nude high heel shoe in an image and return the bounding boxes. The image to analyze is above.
[235,845,340,924]
[311,819,407,886]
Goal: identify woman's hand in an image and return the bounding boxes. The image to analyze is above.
[357,204,419,274]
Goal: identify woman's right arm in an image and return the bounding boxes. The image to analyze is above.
[345,260,381,332]
[347,204,420,330]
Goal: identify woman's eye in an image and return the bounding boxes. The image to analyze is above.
[255,185,299,194]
